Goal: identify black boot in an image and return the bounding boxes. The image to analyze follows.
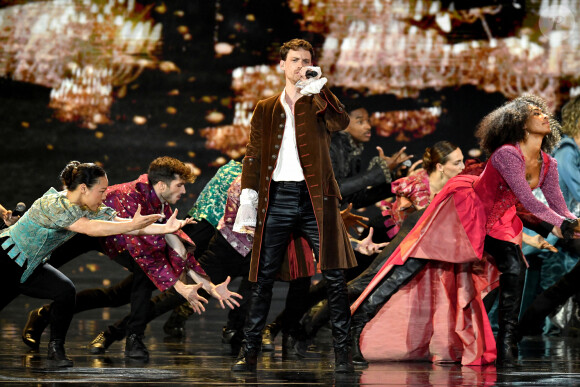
[485,236,525,367]
[47,339,73,367]
[323,269,355,373]
[231,345,258,372]
[22,306,50,351]
[163,305,191,339]
[350,320,368,368]
[261,320,281,352]
[334,346,355,373]
[88,331,117,355]
[125,333,149,360]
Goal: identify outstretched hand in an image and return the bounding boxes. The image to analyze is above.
[210,276,243,310]
[340,203,368,235]
[523,233,558,253]
[355,227,389,256]
[377,146,414,172]
[176,281,208,314]
[164,209,195,233]
[131,204,164,230]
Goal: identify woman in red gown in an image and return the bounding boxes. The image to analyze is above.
[350,94,579,367]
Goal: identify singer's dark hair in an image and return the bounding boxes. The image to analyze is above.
[60,161,106,190]
[280,38,314,61]
[423,141,459,174]
[148,156,195,186]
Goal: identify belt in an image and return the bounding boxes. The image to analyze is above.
[271,180,306,187]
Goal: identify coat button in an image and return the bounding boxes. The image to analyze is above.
[279,123,284,129]
[274,144,279,149]
[258,221,262,226]
[264,197,268,202]
[278,134,282,139]
[272,154,277,159]
[268,166,273,170]
[281,113,285,119]
[265,176,269,181]
[261,209,266,213]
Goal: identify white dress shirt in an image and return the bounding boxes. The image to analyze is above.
[272,89,305,182]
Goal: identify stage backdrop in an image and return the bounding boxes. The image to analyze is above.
[1,0,578,226]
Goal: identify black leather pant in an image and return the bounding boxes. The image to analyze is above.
[242,181,350,351]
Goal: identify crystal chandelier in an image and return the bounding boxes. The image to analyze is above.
[0,0,162,128]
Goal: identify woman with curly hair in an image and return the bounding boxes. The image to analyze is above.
[349,94,578,367]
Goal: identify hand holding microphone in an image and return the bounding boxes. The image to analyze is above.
[296,66,327,96]
[2,202,26,227]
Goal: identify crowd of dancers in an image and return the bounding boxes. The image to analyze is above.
[2,38,580,374]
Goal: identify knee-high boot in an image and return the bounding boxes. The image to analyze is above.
[484,236,526,366]
[350,257,427,367]
[232,281,274,372]
[322,269,354,373]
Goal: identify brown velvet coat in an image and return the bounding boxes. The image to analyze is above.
[241,86,358,282]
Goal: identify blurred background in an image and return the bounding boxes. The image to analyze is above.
[0,0,578,232]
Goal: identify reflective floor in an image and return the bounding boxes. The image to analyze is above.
[3,266,580,385]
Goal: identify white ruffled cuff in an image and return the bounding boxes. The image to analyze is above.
[298,77,328,96]
[233,189,258,232]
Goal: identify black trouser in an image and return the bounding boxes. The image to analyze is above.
[242,181,350,351]
[103,230,255,338]
[0,241,75,343]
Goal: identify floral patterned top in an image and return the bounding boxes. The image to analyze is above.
[1,188,116,283]
[217,175,253,257]
[382,169,431,238]
[188,160,242,227]
[102,174,206,292]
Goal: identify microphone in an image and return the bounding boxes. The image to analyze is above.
[12,202,26,217]
[305,70,319,79]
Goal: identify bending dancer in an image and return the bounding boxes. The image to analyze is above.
[350,94,579,367]
[231,38,357,373]
[21,157,240,361]
[0,161,189,367]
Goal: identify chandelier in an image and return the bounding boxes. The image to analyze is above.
[289,0,580,109]
[0,0,162,128]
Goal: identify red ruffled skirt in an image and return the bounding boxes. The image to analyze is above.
[352,175,523,365]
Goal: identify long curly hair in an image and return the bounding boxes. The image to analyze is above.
[475,93,561,155]
[561,96,580,137]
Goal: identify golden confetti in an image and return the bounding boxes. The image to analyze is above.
[168,89,179,96]
[188,151,196,158]
[86,263,99,272]
[205,111,225,124]
[215,13,224,22]
[174,10,184,17]
[102,279,111,287]
[184,127,195,135]
[95,131,104,139]
[177,25,189,34]
[117,85,127,98]
[215,156,227,165]
[159,61,180,73]
[155,2,167,14]
[133,116,147,125]
[183,33,192,41]
[47,144,54,150]
[215,42,234,55]
[246,14,255,21]
[161,123,168,128]
[21,122,29,128]
[166,106,177,114]
[185,162,201,176]
[188,76,196,82]
[166,141,177,147]
[95,161,104,167]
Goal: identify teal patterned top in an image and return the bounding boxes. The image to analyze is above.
[188,160,242,227]
[1,188,116,283]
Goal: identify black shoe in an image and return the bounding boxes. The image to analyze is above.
[231,347,258,372]
[125,334,149,360]
[88,331,116,355]
[22,307,50,351]
[334,347,354,373]
[351,328,369,368]
[163,310,187,339]
[47,339,73,368]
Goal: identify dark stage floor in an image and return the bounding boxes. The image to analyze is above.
[2,256,580,386]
